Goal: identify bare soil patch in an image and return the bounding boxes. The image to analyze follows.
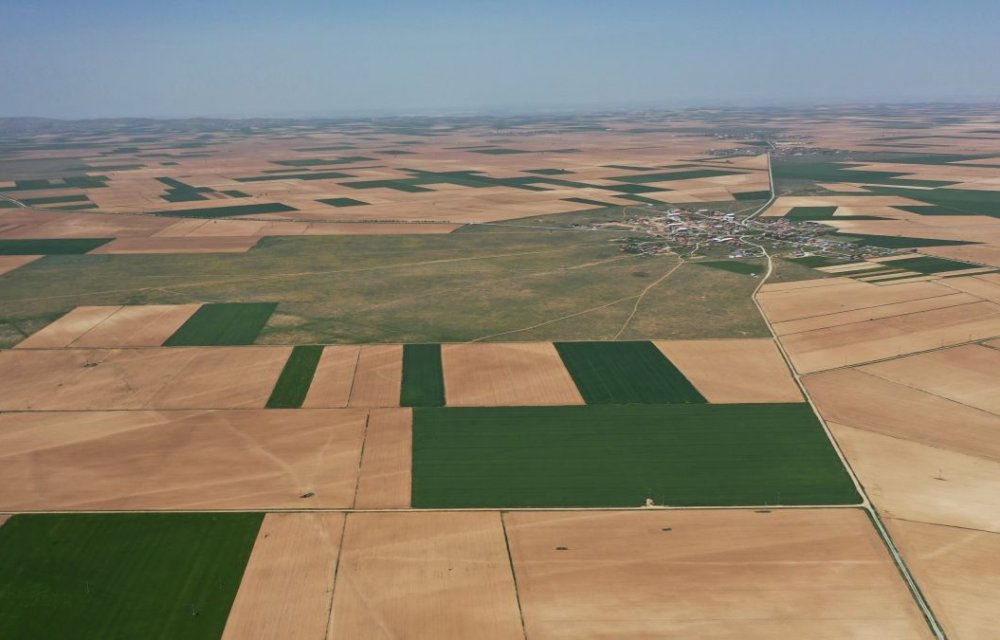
[442,342,583,406]
[354,408,412,509]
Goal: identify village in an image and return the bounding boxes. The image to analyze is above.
[595,204,903,263]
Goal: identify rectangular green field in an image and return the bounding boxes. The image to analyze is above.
[877,255,984,274]
[0,512,262,640]
[163,302,277,346]
[0,238,112,255]
[554,341,706,404]
[411,404,860,508]
[150,203,297,218]
[266,344,324,408]
[400,343,445,407]
[317,197,368,207]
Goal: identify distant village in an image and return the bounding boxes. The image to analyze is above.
[589,205,901,264]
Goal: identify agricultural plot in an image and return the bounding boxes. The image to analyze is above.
[0,254,41,275]
[164,302,277,346]
[553,340,706,404]
[442,343,584,406]
[506,509,933,639]
[328,512,524,640]
[0,237,112,254]
[400,343,445,407]
[654,338,803,403]
[0,409,370,510]
[266,344,324,408]
[411,404,859,508]
[0,513,261,640]
[15,304,200,349]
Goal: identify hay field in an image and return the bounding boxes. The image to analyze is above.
[0,346,291,410]
[14,304,199,348]
[0,409,370,510]
[442,342,584,406]
[505,509,931,639]
[353,408,413,508]
[654,338,802,403]
[222,513,345,640]
[328,512,524,640]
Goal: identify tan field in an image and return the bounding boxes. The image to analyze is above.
[347,344,402,407]
[302,345,361,408]
[939,273,1000,303]
[328,512,525,640]
[0,346,291,410]
[859,344,1000,414]
[826,422,1000,533]
[0,409,368,510]
[15,304,200,348]
[0,254,41,276]
[769,292,981,336]
[804,369,1000,462]
[14,305,121,348]
[885,518,1000,640]
[353,408,412,509]
[757,278,954,323]
[442,342,584,406]
[0,514,8,528]
[505,509,931,639]
[222,513,345,640]
[776,300,1000,373]
[654,338,802,403]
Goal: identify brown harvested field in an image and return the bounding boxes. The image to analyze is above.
[353,408,412,509]
[885,518,1000,640]
[776,300,1000,373]
[89,236,260,254]
[0,346,291,410]
[758,276,855,293]
[302,345,361,408]
[940,273,1000,303]
[757,278,953,323]
[859,344,1000,415]
[653,338,802,403]
[504,509,931,639]
[0,255,41,276]
[0,409,368,510]
[222,513,345,640]
[14,305,121,348]
[328,511,525,640]
[442,342,584,406]
[826,422,1000,533]
[922,244,1000,269]
[16,304,200,348]
[0,514,8,529]
[769,292,981,336]
[804,369,1000,462]
[347,344,402,407]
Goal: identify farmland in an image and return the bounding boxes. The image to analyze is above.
[0,513,261,640]
[411,404,860,508]
[3,105,999,638]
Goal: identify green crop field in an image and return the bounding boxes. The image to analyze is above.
[733,190,771,201]
[0,238,112,255]
[149,203,298,218]
[266,344,324,408]
[318,197,369,207]
[554,341,706,404]
[835,232,974,249]
[411,404,860,508]
[164,302,277,346]
[0,513,261,640]
[881,256,984,274]
[695,260,766,276]
[400,343,445,407]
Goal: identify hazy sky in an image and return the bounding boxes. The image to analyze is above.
[3,0,999,118]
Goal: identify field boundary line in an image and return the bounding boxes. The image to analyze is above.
[322,513,350,640]
[499,513,529,640]
[350,412,372,508]
[850,366,1000,418]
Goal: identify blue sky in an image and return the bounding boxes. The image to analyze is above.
[2,0,998,118]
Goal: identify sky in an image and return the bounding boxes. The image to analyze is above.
[2,0,999,118]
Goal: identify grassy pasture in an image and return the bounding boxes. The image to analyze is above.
[0,513,261,640]
[411,404,860,508]
[266,344,324,408]
[554,341,706,404]
[164,302,277,346]
[400,343,445,407]
[0,238,112,255]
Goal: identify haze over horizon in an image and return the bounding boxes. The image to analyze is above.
[3,0,1000,119]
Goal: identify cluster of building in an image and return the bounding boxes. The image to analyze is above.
[595,205,901,263]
